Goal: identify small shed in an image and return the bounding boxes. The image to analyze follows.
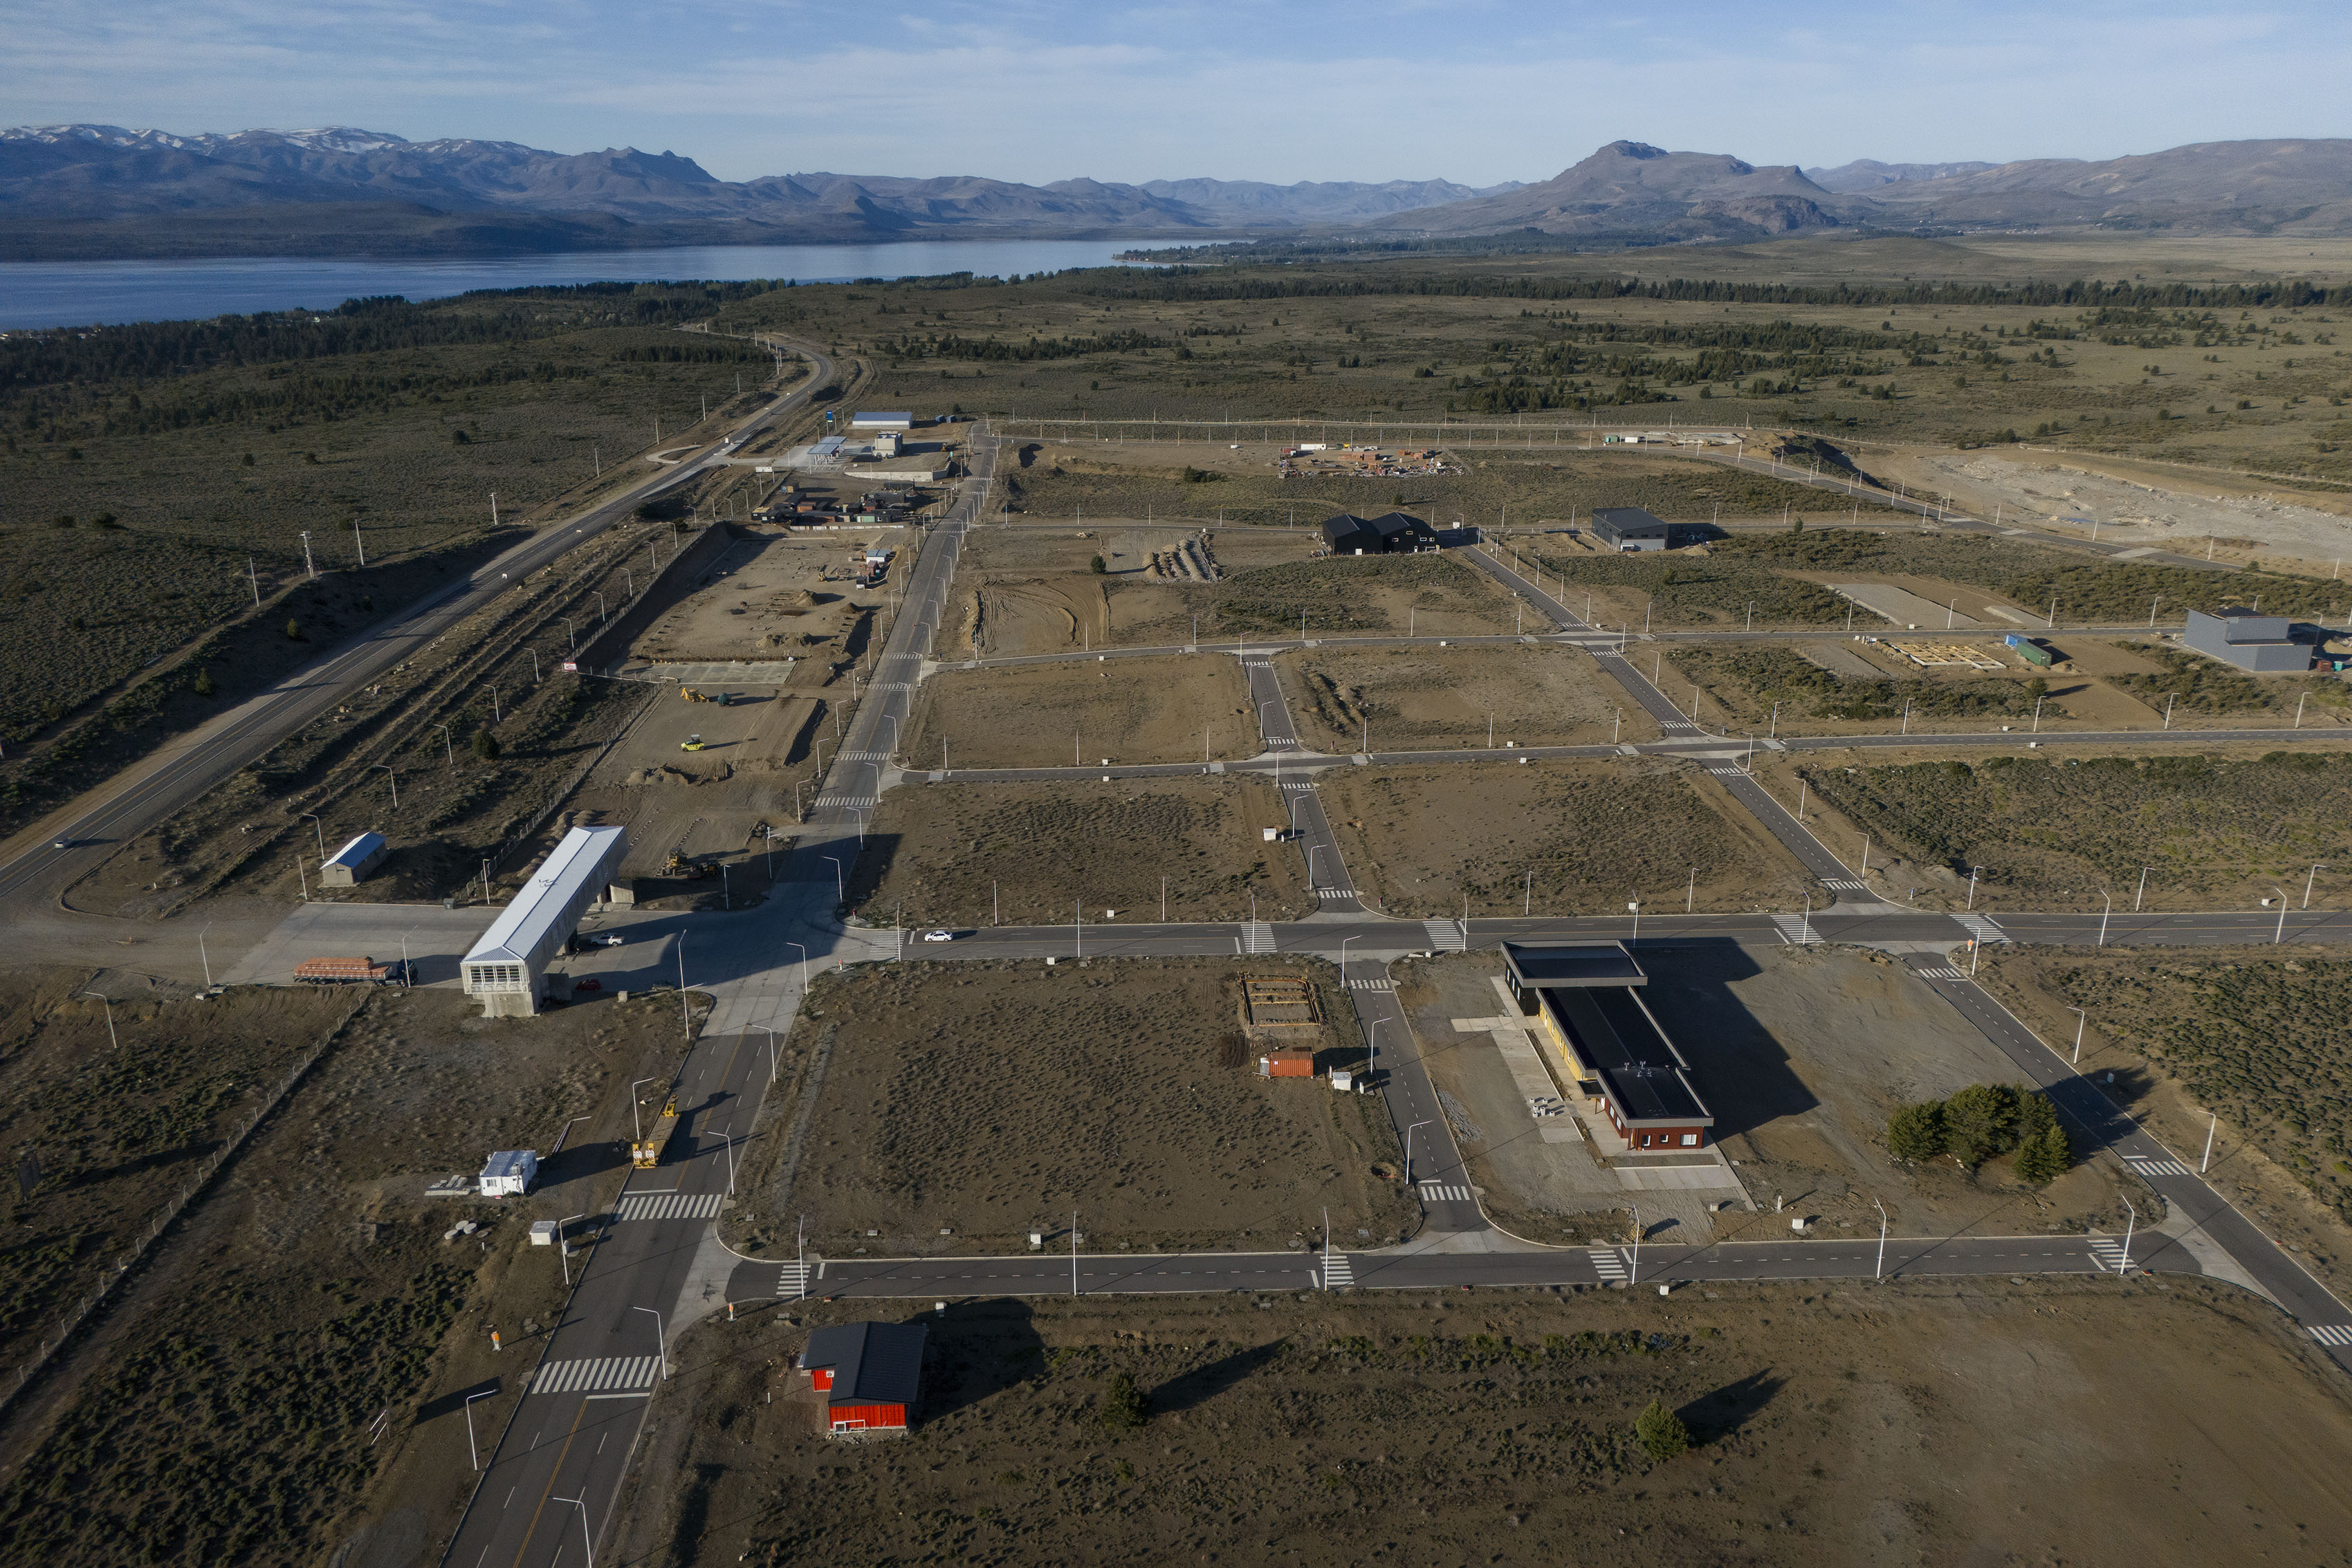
[803,1320,928,1435]
[319,830,389,887]
[478,1150,538,1197]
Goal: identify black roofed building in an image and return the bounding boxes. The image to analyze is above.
[802,1320,928,1436]
[1321,510,1437,555]
[1502,941,1714,1151]
[1589,506,1682,552]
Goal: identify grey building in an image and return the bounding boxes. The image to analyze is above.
[1589,506,1675,551]
[460,824,629,1017]
[1320,511,1436,555]
[2184,607,2308,673]
[1502,941,1715,1151]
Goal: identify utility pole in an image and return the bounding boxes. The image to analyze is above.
[351,515,365,567]
[490,491,498,528]
[299,531,315,578]
[247,557,261,607]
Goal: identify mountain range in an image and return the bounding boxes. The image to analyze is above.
[3,124,2349,261]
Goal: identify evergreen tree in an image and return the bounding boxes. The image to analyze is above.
[2014,1124,2071,1185]
[1099,1372,1147,1432]
[192,668,215,698]
[1943,1083,2021,1167]
[472,728,502,762]
[1635,1399,1690,1461]
[1886,1100,1948,1163]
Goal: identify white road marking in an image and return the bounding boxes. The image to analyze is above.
[616,1191,725,1221]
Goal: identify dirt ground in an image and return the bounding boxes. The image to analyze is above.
[1277,643,1653,753]
[943,524,1316,658]
[851,777,1316,927]
[1393,947,2150,1248]
[0,982,697,1567]
[629,528,907,666]
[728,959,1411,1257]
[1321,759,1814,919]
[625,1278,2352,1568]
[1756,747,2352,910]
[904,654,1255,769]
[1976,944,2352,1304]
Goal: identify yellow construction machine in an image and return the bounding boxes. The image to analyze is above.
[632,1093,681,1168]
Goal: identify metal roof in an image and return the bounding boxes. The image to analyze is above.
[804,1320,928,1408]
[1591,506,1671,538]
[1544,986,1711,1127]
[324,830,386,869]
[1504,941,1647,988]
[461,826,626,967]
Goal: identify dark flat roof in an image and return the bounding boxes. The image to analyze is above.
[804,1320,928,1408]
[1504,941,1647,988]
[1591,506,1671,537]
[1544,987,1710,1127]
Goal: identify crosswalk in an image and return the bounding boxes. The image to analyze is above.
[1915,966,1968,981]
[1772,914,1823,945]
[1957,914,2010,944]
[1346,977,1394,993]
[1241,921,1276,954]
[531,1355,661,1396]
[1707,766,1749,778]
[2088,1238,2131,1273]
[1314,887,1357,901]
[2310,1324,2352,1348]
[1418,1181,1473,1204]
[1822,877,1868,892]
[2124,1154,2193,1179]
[1322,1252,1354,1289]
[616,1191,726,1222]
[1424,919,1467,952]
[775,1260,812,1298]
[1588,1247,1629,1281]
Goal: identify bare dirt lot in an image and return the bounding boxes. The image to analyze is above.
[628,528,905,667]
[627,1278,2352,1568]
[0,983,696,1567]
[1976,945,2352,1303]
[943,524,1314,658]
[905,654,1255,769]
[852,776,1316,927]
[733,959,1412,1255]
[1321,759,1812,918]
[1278,643,1652,753]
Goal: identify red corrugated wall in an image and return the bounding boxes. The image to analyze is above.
[828,1403,907,1430]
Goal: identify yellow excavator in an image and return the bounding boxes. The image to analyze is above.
[681,687,707,702]
[632,1094,681,1168]
[663,848,713,880]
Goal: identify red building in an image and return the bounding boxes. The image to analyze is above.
[801,1321,928,1436]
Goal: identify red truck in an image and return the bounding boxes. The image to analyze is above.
[293,956,407,985]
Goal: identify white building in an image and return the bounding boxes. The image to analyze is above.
[460,824,628,1017]
[850,411,914,431]
[319,829,388,886]
[478,1150,538,1196]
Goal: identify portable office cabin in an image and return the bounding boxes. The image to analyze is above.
[319,830,388,886]
[478,1150,538,1196]
[459,825,627,1017]
[2184,608,2308,673]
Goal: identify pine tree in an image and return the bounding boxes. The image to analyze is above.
[192,668,215,698]
[1886,1100,1948,1163]
[472,728,502,762]
[2014,1125,2071,1185]
[1943,1083,2021,1167]
[1635,1399,1690,1461]
[1099,1372,1146,1432]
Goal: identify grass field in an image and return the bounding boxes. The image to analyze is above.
[731,959,1410,1255]
[852,777,1314,926]
[1323,758,1810,917]
[1795,752,2352,908]
[630,1278,2352,1568]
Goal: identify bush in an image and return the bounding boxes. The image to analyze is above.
[283,618,302,640]
[1099,1372,1147,1432]
[191,668,215,698]
[472,728,502,761]
[1090,555,1107,574]
[1635,1399,1689,1461]
[2013,1124,2072,1185]
[1943,1083,2021,1167]
[1886,1101,1948,1163]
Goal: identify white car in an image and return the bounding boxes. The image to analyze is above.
[921,929,957,943]
[597,934,625,947]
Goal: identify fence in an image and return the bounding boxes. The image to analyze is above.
[3,996,367,1419]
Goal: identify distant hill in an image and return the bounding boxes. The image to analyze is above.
[6,124,2351,260]
[1803,158,1997,192]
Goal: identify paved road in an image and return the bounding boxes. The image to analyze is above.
[440,423,995,1568]
[0,338,838,912]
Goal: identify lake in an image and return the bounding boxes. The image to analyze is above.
[0,239,1161,329]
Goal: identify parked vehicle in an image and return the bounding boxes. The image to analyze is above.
[293,956,407,984]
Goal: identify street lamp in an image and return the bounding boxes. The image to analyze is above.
[552,1496,596,1568]
[372,764,397,807]
[557,1212,589,1286]
[198,921,214,988]
[464,1387,496,1470]
[2097,889,2112,947]
[634,1305,669,1379]
[299,811,326,860]
[2117,1196,2138,1277]
[1873,1197,1889,1280]
[1405,1120,1433,1187]
[628,1078,661,1144]
[2135,866,2151,912]
[2068,1005,2087,1066]
[2306,864,2328,909]
[1627,899,1639,947]
[2272,885,2292,944]
[82,990,118,1050]
[824,856,844,904]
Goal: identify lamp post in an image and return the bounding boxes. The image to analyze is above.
[2097,889,2112,946]
[2306,864,2328,909]
[199,921,214,988]
[83,990,117,1050]
[2068,1006,2087,1066]
[557,1212,589,1286]
[629,1078,660,1145]
[1627,899,1639,947]
[300,812,326,860]
[465,1387,496,1470]
[787,941,809,999]
[1629,1202,1641,1285]
[2135,866,2151,912]
[2272,885,2292,944]
[1405,1120,1433,1188]
[552,1496,596,1568]
[824,856,843,905]
[634,1305,668,1379]
[372,764,397,807]
[1873,1197,1889,1280]
[2117,1196,2138,1276]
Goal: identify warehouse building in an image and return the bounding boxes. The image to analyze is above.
[1588,507,1678,552]
[459,824,628,1017]
[802,1320,927,1436]
[1320,511,1437,555]
[1502,941,1714,1150]
[850,411,915,431]
[319,830,388,887]
[2183,607,2310,673]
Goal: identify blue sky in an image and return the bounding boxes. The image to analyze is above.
[8,0,2347,184]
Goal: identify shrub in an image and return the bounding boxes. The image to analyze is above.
[192,669,215,698]
[1090,555,1107,574]
[1944,1083,2021,1167]
[1886,1101,1948,1163]
[472,728,502,761]
[1635,1399,1689,1461]
[1099,1372,1147,1432]
[283,618,302,640]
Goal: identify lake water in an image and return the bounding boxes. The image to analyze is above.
[0,239,1161,329]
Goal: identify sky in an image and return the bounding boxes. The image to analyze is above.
[7,0,2349,185]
